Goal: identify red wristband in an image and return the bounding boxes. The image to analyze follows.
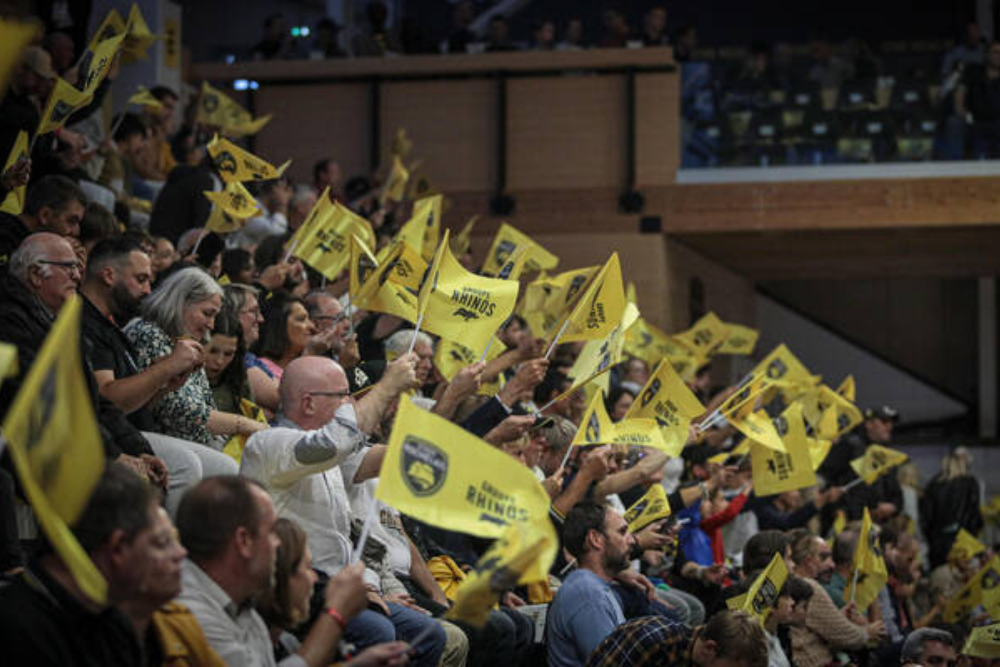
[325,606,347,631]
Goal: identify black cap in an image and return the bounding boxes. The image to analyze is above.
[348,360,385,396]
[865,405,900,422]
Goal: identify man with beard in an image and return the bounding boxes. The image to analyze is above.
[80,236,237,516]
[548,500,637,667]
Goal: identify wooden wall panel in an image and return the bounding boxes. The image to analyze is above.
[507,77,627,191]
[254,83,370,184]
[379,80,497,193]
[635,73,680,186]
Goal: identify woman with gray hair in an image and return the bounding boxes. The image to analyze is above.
[125,267,267,447]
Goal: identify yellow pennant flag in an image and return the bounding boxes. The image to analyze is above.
[563,303,640,399]
[709,439,751,466]
[447,520,557,627]
[520,266,598,340]
[481,222,559,276]
[623,483,671,533]
[716,373,771,423]
[732,410,787,453]
[287,187,334,252]
[673,312,729,359]
[231,114,272,136]
[353,243,421,324]
[221,399,269,464]
[950,528,987,563]
[434,337,506,382]
[451,215,479,257]
[204,206,244,235]
[381,155,410,204]
[752,403,816,496]
[963,623,1000,659]
[0,19,38,100]
[0,342,17,378]
[752,344,816,388]
[836,375,856,402]
[122,3,159,63]
[849,444,909,485]
[207,134,290,184]
[392,127,413,159]
[203,181,260,220]
[37,77,92,136]
[944,555,1000,623]
[294,203,375,280]
[624,317,673,367]
[78,32,125,97]
[197,83,271,136]
[612,419,672,455]
[844,508,888,611]
[555,253,626,345]
[1,297,107,604]
[626,281,638,306]
[349,234,379,299]
[396,195,441,261]
[808,437,832,471]
[659,336,704,382]
[572,391,617,446]
[719,323,760,356]
[127,85,163,109]
[816,385,863,440]
[376,397,553,554]
[376,240,428,293]
[87,9,126,52]
[416,230,519,355]
[0,131,29,215]
[625,359,705,457]
[734,553,789,625]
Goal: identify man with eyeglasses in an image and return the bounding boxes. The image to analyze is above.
[304,290,359,368]
[240,353,448,667]
[901,628,956,667]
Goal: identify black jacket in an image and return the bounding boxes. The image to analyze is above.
[149,163,216,244]
[921,474,983,568]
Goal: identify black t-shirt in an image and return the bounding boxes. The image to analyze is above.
[80,295,158,432]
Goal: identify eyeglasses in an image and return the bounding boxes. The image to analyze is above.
[307,390,351,399]
[312,311,348,325]
[37,259,82,274]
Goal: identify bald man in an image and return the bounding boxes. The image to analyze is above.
[239,354,448,667]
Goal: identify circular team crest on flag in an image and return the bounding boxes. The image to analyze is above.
[214,151,237,176]
[401,435,448,497]
[203,93,219,112]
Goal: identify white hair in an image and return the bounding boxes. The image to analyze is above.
[384,329,434,356]
[139,266,223,338]
[9,233,66,282]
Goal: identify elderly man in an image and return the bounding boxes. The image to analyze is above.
[304,290,359,368]
[240,353,446,666]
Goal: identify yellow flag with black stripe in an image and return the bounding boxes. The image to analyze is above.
[950,529,987,563]
[844,508,888,611]
[520,265,598,340]
[349,234,379,299]
[562,303,640,399]
[208,135,290,184]
[452,215,478,257]
[729,552,789,625]
[87,9,126,52]
[817,385,863,440]
[625,359,705,457]
[396,195,441,261]
[572,390,617,446]
[752,403,815,496]
[78,32,125,97]
[203,181,260,220]
[353,241,422,324]
[37,77,92,136]
[963,623,1000,659]
[377,398,553,569]
[752,344,816,388]
[2,296,107,604]
[447,520,557,627]
[719,323,759,356]
[481,222,559,276]
[673,312,729,359]
[623,482,671,533]
[416,230,519,355]
[554,253,626,344]
[434,337,506,382]
[0,131,28,215]
[943,555,1000,622]
[849,444,908,485]
[294,203,375,280]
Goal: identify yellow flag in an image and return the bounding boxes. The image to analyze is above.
[451,215,479,257]
[816,386,863,440]
[836,375,856,402]
[294,203,375,280]
[122,3,159,63]
[231,114,272,136]
[396,195,441,261]
[963,623,1000,659]
[207,134,290,184]
[623,481,671,533]
[349,234,379,299]
[353,242,421,324]
[434,337,506,382]
[222,399,269,464]
[673,312,729,359]
[612,419,672,456]
[1,296,107,604]
[715,374,771,425]
[624,317,673,367]
[416,230,519,355]
[203,181,260,220]
[626,281,638,306]
[481,222,559,276]
[0,342,17,378]
[752,344,816,388]
[950,528,987,563]
[719,323,759,356]
[382,155,410,204]
[78,32,125,97]
[808,437,832,471]
[392,127,413,159]
[849,444,908,485]
[197,81,250,128]
[377,397,553,549]
[520,266,598,339]
[204,206,243,234]
[625,359,705,457]
[730,553,789,626]
[37,77,92,136]
[571,391,617,446]
[127,85,163,109]
[658,335,704,382]
[0,131,28,215]
[555,253,626,344]
[87,9,126,52]
[447,520,557,627]
[563,303,640,399]
[0,19,38,100]
[832,510,847,537]
[752,403,816,496]
[731,410,787,453]
[844,508,888,611]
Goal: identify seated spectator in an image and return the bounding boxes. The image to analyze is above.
[585,609,768,667]
[252,13,293,61]
[79,201,120,256]
[352,2,402,57]
[81,237,239,515]
[823,529,857,608]
[901,627,956,667]
[117,501,227,665]
[236,178,292,248]
[125,267,267,447]
[485,15,517,53]
[639,7,669,47]
[149,153,218,245]
[383,329,434,392]
[0,174,84,269]
[102,112,154,203]
[150,236,178,280]
[547,500,633,666]
[604,386,635,421]
[221,248,256,284]
[304,290,360,367]
[0,464,161,664]
[144,86,180,178]
[556,18,586,51]
[532,21,556,51]
[205,310,254,414]
[288,185,318,232]
[252,292,343,384]
[313,158,343,202]
[256,517,406,666]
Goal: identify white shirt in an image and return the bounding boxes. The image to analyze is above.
[766,630,791,667]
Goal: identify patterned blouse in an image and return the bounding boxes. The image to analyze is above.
[124,318,218,447]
